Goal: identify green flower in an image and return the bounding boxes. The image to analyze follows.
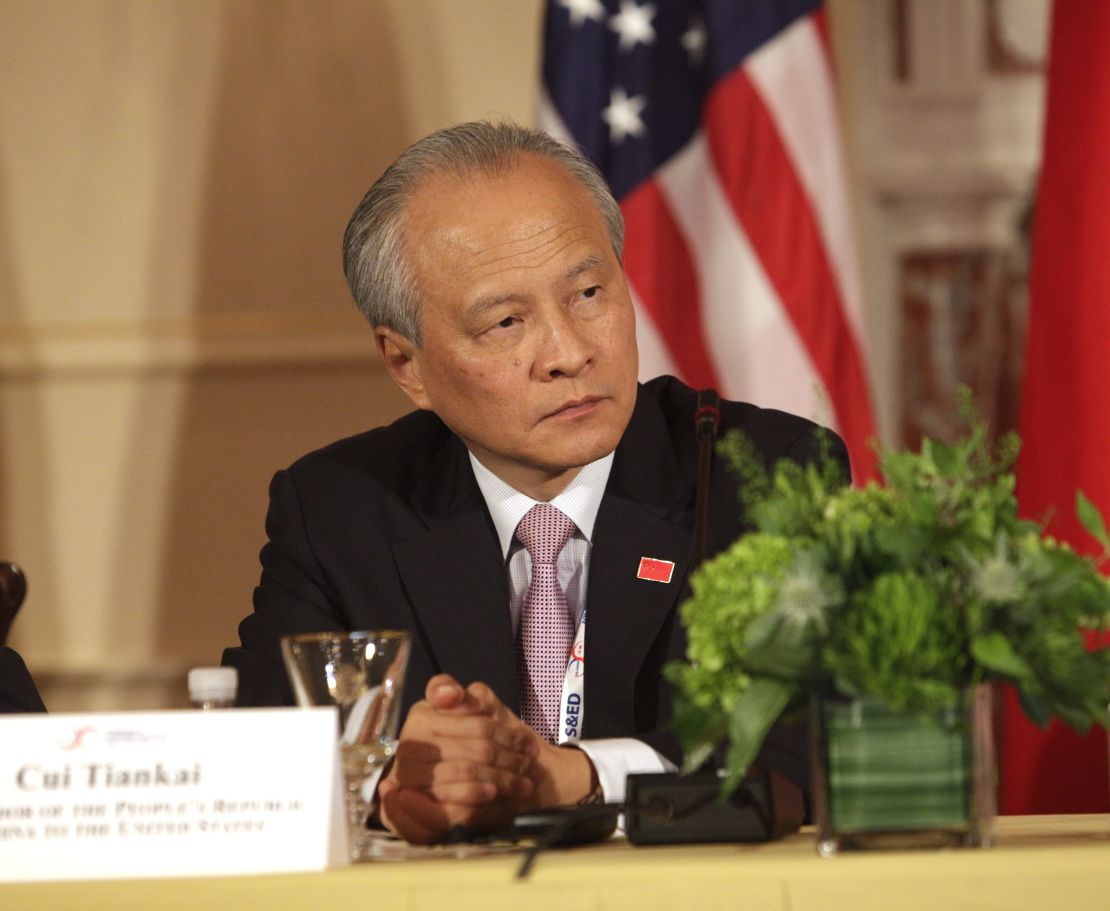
[971,537,1026,604]
[822,570,967,712]
[673,533,793,713]
[772,553,840,636]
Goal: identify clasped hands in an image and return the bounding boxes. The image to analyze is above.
[376,673,597,845]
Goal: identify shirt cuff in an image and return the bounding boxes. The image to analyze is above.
[574,737,676,804]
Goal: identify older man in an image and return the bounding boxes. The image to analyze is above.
[224,121,845,844]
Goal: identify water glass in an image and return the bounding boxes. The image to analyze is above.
[281,630,410,861]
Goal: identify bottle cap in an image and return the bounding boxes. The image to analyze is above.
[188,666,238,703]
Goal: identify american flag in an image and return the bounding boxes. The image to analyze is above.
[540,0,877,480]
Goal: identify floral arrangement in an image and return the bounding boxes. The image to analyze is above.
[667,409,1110,794]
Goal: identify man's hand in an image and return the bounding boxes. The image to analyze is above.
[377,675,600,844]
[377,674,538,844]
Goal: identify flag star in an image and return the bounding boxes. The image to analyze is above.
[682,18,707,66]
[558,0,605,28]
[608,0,656,52]
[601,87,647,143]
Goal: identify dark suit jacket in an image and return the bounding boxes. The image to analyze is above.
[224,375,846,773]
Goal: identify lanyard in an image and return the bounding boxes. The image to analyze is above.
[557,609,586,744]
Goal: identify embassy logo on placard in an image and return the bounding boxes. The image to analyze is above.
[58,727,167,751]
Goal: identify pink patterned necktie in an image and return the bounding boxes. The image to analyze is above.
[515,503,577,744]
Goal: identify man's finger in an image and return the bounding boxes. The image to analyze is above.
[419,780,499,807]
[461,681,501,714]
[420,710,538,756]
[391,736,533,780]
[459,687,543,757]
[423,712,508,743]
[429,679,503,718]
[380,788,515,844]
[393,758,535,797]
[424,673,464,710]
[379,788,451,846]
[389,737,441,767]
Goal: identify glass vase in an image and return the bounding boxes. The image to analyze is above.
[810,684,995,856]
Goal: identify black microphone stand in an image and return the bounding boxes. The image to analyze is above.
[692,390,721,570]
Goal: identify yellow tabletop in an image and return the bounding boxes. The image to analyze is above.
[4,815,1109,911]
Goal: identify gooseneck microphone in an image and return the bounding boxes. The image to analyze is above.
[692,389,721,570]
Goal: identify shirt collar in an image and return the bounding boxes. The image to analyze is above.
[468,451,615,558]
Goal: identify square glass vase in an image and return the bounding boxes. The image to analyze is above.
[810,684,996,856]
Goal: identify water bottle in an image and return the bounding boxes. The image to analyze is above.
[188,666,238,710]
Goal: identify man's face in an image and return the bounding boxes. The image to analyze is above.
[377,154,639,500]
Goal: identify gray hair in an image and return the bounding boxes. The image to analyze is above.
[342,121,625,345]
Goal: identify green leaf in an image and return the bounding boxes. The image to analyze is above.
[1051,701,1094,735]
[720,678,794,797]
[742,605,820,679]
[680,741,717,776]
[1076,491,1110,551]
[970,631,1033,681]
[742,610,782,653]
[930,438,960,476]
[1016,689,1053,728]
[669,688,726,750]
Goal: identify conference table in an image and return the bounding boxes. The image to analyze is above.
[5,815,1108,910]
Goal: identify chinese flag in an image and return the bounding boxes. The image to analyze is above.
[1001,0,1110,815]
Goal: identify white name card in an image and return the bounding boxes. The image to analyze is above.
[0,707,347,883]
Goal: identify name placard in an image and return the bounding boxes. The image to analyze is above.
[0,708,346,883]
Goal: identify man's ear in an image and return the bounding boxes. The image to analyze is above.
[375,326,433,410]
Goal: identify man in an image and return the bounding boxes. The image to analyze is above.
[224,121,846,844]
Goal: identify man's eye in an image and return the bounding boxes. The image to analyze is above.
[580,286,600,299]
[483,315,519,334]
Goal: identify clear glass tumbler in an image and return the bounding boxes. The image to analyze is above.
[281,630,410,861]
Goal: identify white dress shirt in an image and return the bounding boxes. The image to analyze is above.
[468,452,675,803]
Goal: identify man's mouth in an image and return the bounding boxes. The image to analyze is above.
[543,395,606,420]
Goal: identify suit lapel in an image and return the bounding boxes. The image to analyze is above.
[584,496,692,737]
[391,433,520,713]
[583,386,696,738]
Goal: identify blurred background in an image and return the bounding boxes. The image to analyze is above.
[0,0,1055,712]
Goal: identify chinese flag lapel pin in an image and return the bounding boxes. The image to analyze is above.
[636,557,675,584]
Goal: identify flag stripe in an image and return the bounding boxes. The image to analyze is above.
[656,135,825,417]
[621,180,722,391]
[811,6,832,61]
[703,67,877,478]
[629,284,680,382]
[746,16,866,339]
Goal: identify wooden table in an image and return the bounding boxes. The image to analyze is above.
[4,815,1109,911]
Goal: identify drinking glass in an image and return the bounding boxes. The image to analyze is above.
[281,630,410,861]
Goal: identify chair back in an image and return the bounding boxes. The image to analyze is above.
[0,562,27,646]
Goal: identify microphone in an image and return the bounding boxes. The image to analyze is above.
[692,389,720,570]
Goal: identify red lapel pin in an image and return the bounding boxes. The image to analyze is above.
[637,556,675,584]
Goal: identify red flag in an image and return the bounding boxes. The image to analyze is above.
[1002,0,1110,815]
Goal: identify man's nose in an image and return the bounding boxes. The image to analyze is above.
[536,308,594,378]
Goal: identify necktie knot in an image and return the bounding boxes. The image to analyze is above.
[515,503,576,565]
